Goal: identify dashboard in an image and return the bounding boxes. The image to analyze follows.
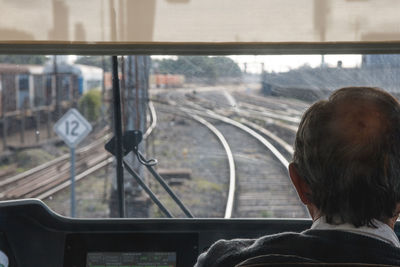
[3,199,400,266]
[0,199,314,266]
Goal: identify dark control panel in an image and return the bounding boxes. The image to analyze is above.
[0,199,316,266]
[64,232,197,267]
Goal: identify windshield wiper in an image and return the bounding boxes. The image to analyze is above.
[105,130,194,218]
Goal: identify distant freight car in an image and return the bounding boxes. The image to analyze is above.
[103,73,184,90]
[150,74,185,88]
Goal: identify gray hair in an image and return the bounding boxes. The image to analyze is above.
[293,87,400,227]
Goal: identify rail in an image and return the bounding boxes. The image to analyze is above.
[182,105,290,169]
[143,101,157,140]
[180,93,306,217]
[186,113,236,219]
[0,133,111,200]
[240,119,294,156]
[150,91,306,218]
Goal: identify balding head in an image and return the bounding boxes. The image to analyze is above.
[329,88,393,147]
[293,87,400,227]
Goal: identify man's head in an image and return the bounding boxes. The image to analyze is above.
[290,87,400,227]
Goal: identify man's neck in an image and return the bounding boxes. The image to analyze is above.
[310,216,400,248]
[307,203,398,230]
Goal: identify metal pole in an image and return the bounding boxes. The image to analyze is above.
[1,117,7,150]
[1,74,6,150]
[47,107,51,138]
[112,56,125,218]
[101,56,106,126]
[134,56,140,129]
[70,146,76,217]
[35,110,40,143]
[120,56,126,132]
[20,110,25,144]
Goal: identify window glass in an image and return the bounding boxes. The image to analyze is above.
[0,54,394,219]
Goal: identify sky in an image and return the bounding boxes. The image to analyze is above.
[151,55,362,74]
[228,55,362,73]
[69,54,362,74]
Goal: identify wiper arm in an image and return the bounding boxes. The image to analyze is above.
[122,160,173,218]
[136,150,194,218]
[105,130,194,218]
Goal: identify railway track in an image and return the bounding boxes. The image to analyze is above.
[0,100,159,205]
[154,103,234,218]
[232,91,308,116]
[0,133,112,200]
[184,113,235,218]
[187,89,303,155]
[156,90,308,218]
[183,105,307,218]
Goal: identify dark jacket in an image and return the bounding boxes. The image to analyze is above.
[194,230,400,267]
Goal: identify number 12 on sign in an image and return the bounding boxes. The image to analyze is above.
[65,120,79,136]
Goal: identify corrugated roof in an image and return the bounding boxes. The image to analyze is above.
[0,64,43,74]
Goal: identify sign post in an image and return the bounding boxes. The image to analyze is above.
[54,108,92,217]
[70,146,76,217]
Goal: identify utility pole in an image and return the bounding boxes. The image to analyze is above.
[53,55,60,119]
[101,56,107,126]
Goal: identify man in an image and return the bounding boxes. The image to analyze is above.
[195,87,400,267]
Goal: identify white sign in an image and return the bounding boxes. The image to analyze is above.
[53,108,92,148]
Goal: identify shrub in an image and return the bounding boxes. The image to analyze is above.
[16,149,54,170]
[78,89,102,122]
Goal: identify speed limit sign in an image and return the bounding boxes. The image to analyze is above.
[53,108,92,217]
[53,108,92,148]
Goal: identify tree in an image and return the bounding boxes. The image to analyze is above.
[78,90,102,122]
[210,56,242,78]
[75,56,111,71]
[153,56,242,84]
[0,55,47,65]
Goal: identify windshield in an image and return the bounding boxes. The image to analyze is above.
[0,53,394,218]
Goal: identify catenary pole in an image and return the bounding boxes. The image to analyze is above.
[112,56,125,218]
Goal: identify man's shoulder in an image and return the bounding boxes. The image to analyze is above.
[204,231,303,254]
[195,230,400,267]
[194,232,303,267]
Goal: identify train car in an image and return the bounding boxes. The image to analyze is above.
[0,64,44,115]
[43,63,103,97]
[150,74,185,88]
[1,1,400,267]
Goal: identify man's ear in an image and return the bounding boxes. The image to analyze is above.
[387,203,400,230]
[289,163,312,205]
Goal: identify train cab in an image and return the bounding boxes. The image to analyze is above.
[1,1,400,266]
